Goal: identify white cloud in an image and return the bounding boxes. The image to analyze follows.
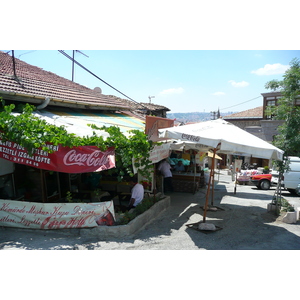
[251,63,289,76]
[212,92,225,96]
[228,80,249,88]
[160,87,184,95]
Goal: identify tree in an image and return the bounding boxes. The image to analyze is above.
[265,58,300,209]
[265,58,300,159]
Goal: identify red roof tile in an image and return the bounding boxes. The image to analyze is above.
[224,106,263,119]
[0,51,131,110]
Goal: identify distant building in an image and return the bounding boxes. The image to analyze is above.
[223,93,289,167]
[223,102,284,144]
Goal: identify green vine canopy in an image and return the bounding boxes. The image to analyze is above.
[0,98,154,181]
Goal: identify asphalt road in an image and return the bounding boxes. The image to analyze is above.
[1,170,300,250]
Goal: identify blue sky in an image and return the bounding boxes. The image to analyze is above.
[7,50,299,114]
[2,2,299,114]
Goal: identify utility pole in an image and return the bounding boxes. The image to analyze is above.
[210,111,217,120]
[210,108,221,120]
[72,50,89,81]
[148,96,155,103]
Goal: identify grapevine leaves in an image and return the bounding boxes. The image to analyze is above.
[0,99,153,181]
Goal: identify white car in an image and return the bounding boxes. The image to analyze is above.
[281,157,300,194]
[270,170,280,185]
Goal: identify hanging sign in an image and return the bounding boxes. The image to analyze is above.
[0,138,115,173]
[234,159,243,172]
[149,143,171,163]
[0,199,115,229]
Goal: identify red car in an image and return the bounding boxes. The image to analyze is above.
[250,173,273,190]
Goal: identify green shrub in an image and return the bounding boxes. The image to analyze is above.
[118,195,163,225]
[277,197,295,213]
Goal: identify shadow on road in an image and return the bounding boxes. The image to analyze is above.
[1,183,300,250]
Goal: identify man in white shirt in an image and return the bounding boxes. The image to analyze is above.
[127,176,144,210]
[157,159,174,193]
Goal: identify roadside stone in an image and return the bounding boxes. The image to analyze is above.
[198,223,216,231]
[73,244,87,250]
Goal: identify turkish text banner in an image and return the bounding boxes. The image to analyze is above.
[0,138,115,173]
[0,199,115,229]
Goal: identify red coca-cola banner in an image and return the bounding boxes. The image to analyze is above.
[0,138,115,173]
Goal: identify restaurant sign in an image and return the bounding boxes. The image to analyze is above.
[0,138,115,173]
[149,143,171,164]
[0,199,115,229]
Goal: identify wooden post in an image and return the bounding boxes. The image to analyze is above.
[40,169,46,203]
[153,166,156,201]
[211,156,215,206]
[203,147,217,223]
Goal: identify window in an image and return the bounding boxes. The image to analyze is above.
[266,100,276,106]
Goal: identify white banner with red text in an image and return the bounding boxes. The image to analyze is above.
[149,143,171,164]
[0,199,115,229]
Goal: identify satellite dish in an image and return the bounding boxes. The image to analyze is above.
[94,87,102,93]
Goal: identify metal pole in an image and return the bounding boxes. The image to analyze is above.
[12,50,17,79]
[234,172,237,194]
[72,50,75,81]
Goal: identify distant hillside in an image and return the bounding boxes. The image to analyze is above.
[167,111,237,123]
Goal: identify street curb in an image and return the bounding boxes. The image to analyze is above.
[80,195,171,239]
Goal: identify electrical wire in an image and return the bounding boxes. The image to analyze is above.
[220,96,261,111]
[18,50,37,58]
[58,50,148,109]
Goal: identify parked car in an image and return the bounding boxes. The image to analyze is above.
[281,156,300,194]
[250,157,300,193]
[250,173,273,190]
[270,170,279,184]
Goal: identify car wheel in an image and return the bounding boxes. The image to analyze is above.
[259,180,270,190]
[287,188,297,195]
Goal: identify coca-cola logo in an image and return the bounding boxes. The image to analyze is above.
[63,149,114,167]
[182,133,200,142]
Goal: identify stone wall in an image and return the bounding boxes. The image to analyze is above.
[260,120,284,143]
[228,119,261,129]
[80,195,171,239]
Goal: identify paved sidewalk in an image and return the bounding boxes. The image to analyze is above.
[1,170,300,250]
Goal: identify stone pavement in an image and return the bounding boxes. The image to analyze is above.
[1,170,300,250]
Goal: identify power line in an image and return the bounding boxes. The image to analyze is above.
[18,50,37,58]
[220,96,261,111]
[58,50,142,106]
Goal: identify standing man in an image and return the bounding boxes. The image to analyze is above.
[157,159,174,193]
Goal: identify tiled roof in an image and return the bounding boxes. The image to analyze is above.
[0,51,131,110]
[114,96,170,112]
[139,102,170,111]
[223,106,263,119]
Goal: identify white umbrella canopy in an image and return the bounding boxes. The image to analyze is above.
[32,111,110,139]
[159,119,284,161]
